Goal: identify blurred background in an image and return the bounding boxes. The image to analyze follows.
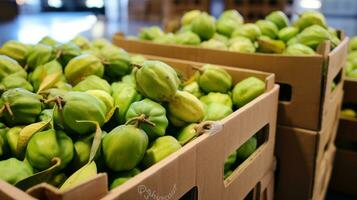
[0,0,357,44]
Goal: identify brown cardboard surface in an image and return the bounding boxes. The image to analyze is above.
[330,149,357,197]
[256,169,275,200]
[336,118,357,143]
[343,79,357,104]
[275,88,342,200]
[103,59,278,200]
[112,34,348,131]
[194,86,279,200]
[312,145,336,200]
[0,174,108,200]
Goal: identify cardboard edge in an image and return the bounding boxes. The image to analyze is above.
[0,181,37,200]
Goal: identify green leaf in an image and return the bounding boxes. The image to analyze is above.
[16,120,50,156]
[15,157,61,191]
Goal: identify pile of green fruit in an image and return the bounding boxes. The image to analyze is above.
[0,35,266,191]
[345,36,357,78]
[341,108,357,118]
[224,136,258,179]
[137,10,341,55]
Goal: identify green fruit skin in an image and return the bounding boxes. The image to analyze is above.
[293,11,326,31]
[175,123,198,146]
[142,136,182,168]
[6,126,22,158]
[168,91,205,123]
[200,92,233,108]
[341,109,357,118]
[191,13,216,40]
[26,129,74,170]
[278,27,299,43]
[135,60,180,102]
[125,99,168,140]
[0,55,27,81]
[224,151,237,172]
[65,54,104,85]
[86,90,114,114]
[231,23,261,42]
[198,64,232,93]
[265,11,289,30]
[175,31,201,45]
[43,88,68,109]
[236,137,257,159]
[232,77,266,107]
[102,125,148,171]
[283,44,316,56]
[48,173,67,187]
[229,40,256,53]
[55,42,81,66]
[224,170,233,179]
[121,73,137,88]
[168,113,187,127]
[138,26,164,41]
[200,39,227,50]
[216,18,241,37]
[2,74,33,92]
[257,36,286,54]
[0,124,9,158]
[92,38,111,50]
[26,43,54,70]
[112,82,142,124]
[61,92,106,135]
[295,25,332,50]
[181,10,201,26]
[73,75,111,94]
[70,36,92,50]
[349,36,357,52]
[183,82,204,98]
[100,46,132,79]
[256,20,279,39]
[30,59,63,91]
[39,36,59,47]
[38,109,53,122]
[0,40,29,66]
[109,168,141,190]
[0,158,33,185]
[1,88,43,126]
[204,103,233,121]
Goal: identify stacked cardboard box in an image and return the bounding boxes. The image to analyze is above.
[330,79,357,197]
[112,32,348,200]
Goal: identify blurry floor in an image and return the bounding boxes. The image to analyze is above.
[0,12,160,44]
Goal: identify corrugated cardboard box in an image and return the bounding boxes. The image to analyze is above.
[102,56,278,200]
[112,33,348,131]
[275,87,343,200]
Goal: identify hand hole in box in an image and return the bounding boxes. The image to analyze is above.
[243,187,256,200]
[330,68,343,93]
[179,186,198,200]
[223,124,269,181]
[277,82,292,102]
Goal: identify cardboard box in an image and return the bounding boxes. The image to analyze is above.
[275,87,343,200]
[330,149,357,197]
[102,56,278,200]
[112,33,348,131]
[0,174,108,200]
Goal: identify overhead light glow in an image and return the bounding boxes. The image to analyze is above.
[85,0,104,8]
[16,0,26,5]
[300,0,321,9]
[48,0,63,8]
